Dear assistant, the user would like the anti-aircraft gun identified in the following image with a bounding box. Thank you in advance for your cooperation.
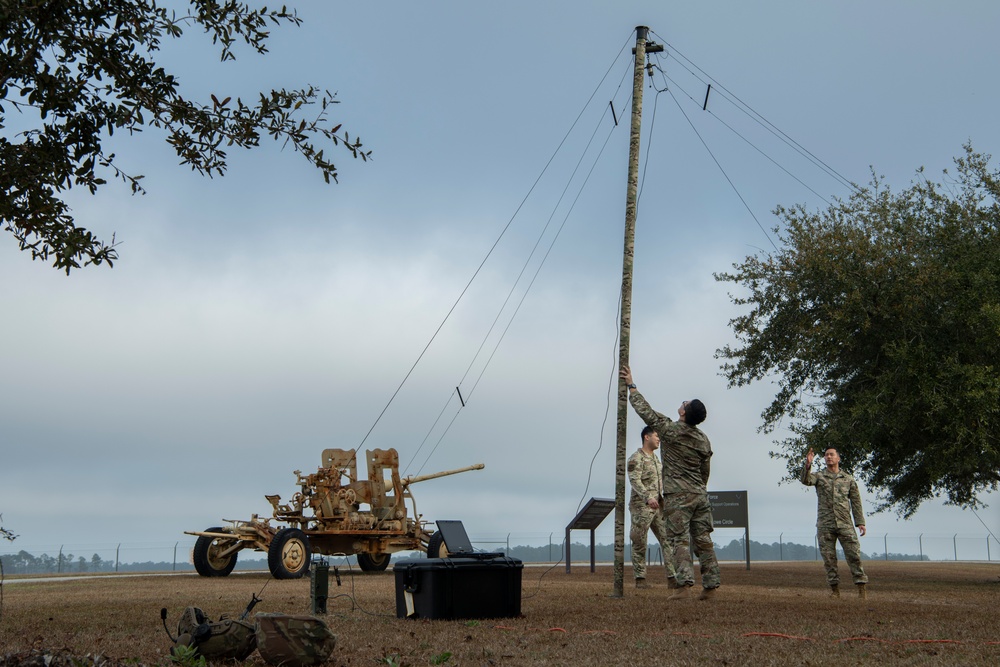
[186,448,483,578]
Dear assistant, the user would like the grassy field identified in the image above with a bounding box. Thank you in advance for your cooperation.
[1,561,998,666]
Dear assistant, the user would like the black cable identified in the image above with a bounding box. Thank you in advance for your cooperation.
[402,391,457,475]
[413,402,463,477]
[970,508,998,543]
[525,264,624,598]
[354,32,637,457]
[324,555,396,618]
[411,103,624,473]
[414,41,650,499]
[456,42,636,395]
[652,56,834,206]
[637,86,663,207]
[576,288,624,512]
[403,41,637,473]
[466,120,620,401]
[461,94,622,399]
[651,32,858,193]
[664,86,779,251]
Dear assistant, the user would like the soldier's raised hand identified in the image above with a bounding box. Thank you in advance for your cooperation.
[806,448,815,467]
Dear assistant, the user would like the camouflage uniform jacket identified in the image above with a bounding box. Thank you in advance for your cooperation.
[800,464,866,531]
[627,448,663,505]
[629,390,712,494]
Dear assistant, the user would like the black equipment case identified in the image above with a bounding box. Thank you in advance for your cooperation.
[393,554,523,619]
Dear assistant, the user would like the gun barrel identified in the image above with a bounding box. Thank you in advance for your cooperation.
[402,463,484,486]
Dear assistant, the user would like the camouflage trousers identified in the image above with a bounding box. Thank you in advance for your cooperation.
[629,499,675,580]
[663,492,720,590]
[818,527,868,586]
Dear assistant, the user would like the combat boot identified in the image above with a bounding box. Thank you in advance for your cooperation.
[666,575,680,590]
[698,587,717,601]
[829,584,840,598]
[635,578,650,589]
[857,583,867,599]
[668,585,690,600]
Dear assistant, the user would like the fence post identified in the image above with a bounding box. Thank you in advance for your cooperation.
[779,533,783,561]
[173,542,178,572]
[919,534,923,562]
[883,534,888,561]
[58,546,63,574]
[549,533,553,563]
[506,533,510,555]
[115,544,120,572]
[564,529,570,573]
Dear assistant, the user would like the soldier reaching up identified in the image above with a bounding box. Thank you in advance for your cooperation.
[801,447,869,598]
[621,365,720,600]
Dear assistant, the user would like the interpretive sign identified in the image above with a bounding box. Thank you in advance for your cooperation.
[708,490,750,569]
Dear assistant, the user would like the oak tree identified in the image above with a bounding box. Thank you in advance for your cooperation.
[717,145,1000,517]
[0,1,369,273]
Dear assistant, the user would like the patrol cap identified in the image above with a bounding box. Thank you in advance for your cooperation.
[255,613,337,667]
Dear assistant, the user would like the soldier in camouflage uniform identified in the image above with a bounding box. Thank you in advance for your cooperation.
[621,365,720,601]
[627,425,678,588]
[801,447,869,598]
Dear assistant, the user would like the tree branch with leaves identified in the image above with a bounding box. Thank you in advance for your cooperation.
[0,1,370,273]
[0,513,15,542]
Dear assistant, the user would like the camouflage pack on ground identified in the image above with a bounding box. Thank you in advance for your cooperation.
[254,613,337,667]
[173,607,257,661]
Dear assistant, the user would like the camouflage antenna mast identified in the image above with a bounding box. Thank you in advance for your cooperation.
[613,25,662,598]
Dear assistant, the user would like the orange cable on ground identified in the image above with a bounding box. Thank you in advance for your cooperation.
[487,624,993,645]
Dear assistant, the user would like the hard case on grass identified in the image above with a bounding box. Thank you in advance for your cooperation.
[393,555,524,619]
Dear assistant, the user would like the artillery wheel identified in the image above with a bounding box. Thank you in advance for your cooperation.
[357,552,391,572]
[193,527,238,577]
[426,531,450,559]
[268,528,310,579]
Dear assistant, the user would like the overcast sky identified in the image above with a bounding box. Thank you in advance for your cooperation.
[2,1,998,565]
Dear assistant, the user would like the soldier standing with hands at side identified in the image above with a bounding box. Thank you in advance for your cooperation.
[628,425,678,589]
[801,447,869,598]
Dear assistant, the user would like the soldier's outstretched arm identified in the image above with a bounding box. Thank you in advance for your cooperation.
[622,365,673,432]
[800,449,817,486]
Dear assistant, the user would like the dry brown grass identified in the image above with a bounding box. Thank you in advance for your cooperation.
[1,561,999,666]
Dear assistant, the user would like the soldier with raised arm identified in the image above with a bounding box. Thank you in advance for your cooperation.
[621,364,720,600]
[627,425,678,589]
[801,447,869,598]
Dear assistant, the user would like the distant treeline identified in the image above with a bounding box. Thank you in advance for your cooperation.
[1,538,928,575]
[0,550,266,575]
[558,539,928,564]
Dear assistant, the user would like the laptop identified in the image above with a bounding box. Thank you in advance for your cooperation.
[435,520,504,559]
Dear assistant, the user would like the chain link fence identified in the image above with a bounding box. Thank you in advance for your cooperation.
[1,531,996,574]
